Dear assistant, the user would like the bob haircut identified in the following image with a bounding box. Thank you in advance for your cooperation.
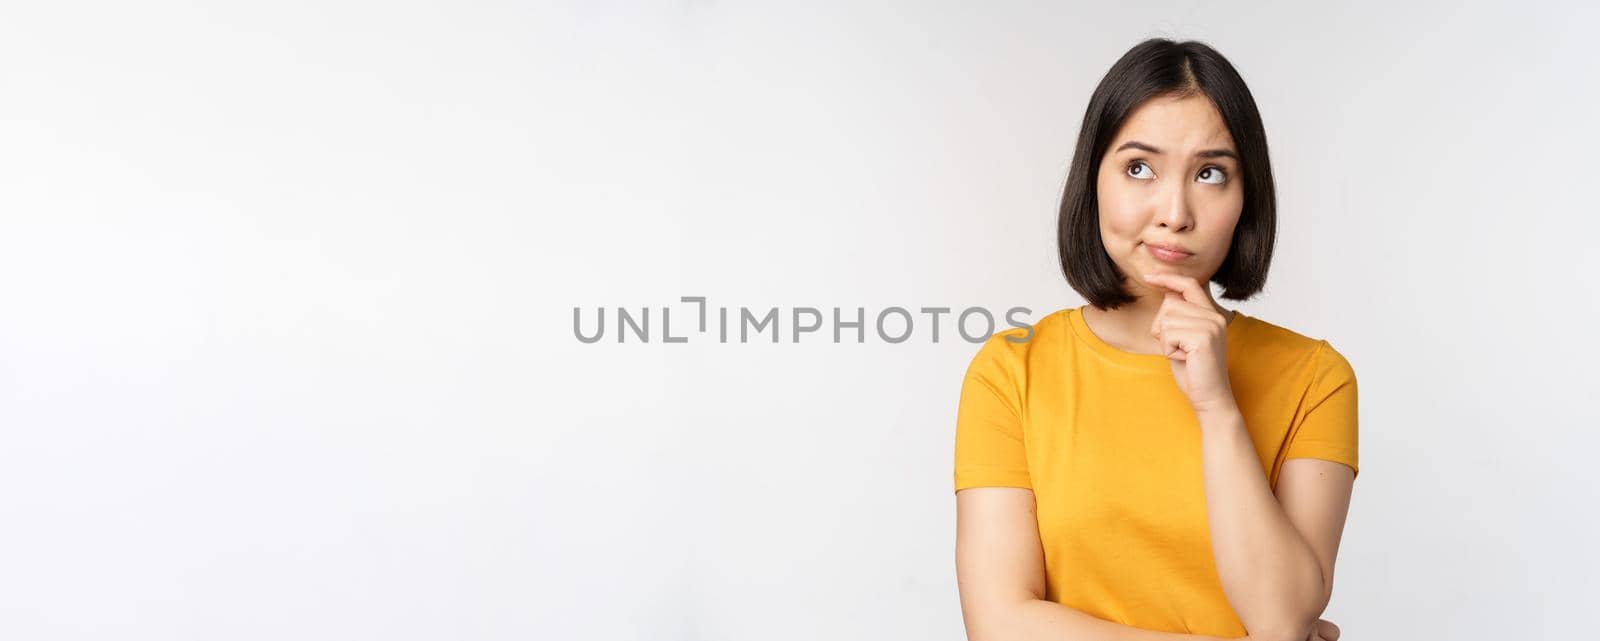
[1058,38,1276,309]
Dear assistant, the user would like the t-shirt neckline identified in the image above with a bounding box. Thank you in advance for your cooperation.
[1067,304,1248,370]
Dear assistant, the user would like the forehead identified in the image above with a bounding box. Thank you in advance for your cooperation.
[1110,93,1235,151]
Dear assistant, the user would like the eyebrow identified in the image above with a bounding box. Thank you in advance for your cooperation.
[1114,140,1238,160]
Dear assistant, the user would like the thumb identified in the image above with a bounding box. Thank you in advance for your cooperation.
[1317,619,1340,641]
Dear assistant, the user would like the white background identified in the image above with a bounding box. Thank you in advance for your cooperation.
[3,1,1597,639]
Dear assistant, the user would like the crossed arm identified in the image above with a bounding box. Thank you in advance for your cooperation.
[954,408,1355,641]
[956,487,1236,641]
[1197,404,1355,641]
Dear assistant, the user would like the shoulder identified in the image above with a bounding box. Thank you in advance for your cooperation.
[964,307,1072,360]
[1237,313,1356,382]
[960,307,1073,380]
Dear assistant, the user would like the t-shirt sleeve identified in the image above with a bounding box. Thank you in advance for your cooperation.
[953,332,1032,492]
[1284,340,1360,479]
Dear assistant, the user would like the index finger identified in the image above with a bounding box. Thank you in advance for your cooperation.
[1141,272,1210,308]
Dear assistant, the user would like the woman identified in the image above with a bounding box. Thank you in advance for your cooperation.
[953,39,1357,641]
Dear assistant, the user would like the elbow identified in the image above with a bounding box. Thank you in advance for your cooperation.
[960,595,1036,641]
[960,603,1008,641]
[1248,618,1318,641]
[1249,584,1331,641]
[1249,594,1329,641]
[1265,555,1334,641]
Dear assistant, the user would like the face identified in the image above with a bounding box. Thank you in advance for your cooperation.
[1094,92,1244,300]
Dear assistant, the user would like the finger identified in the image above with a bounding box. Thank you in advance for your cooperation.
[1150,288,1225,344]
[1155,323,1210,360]
[1158,305,1228,336]
[1152,286,1221,324]
[1150,290,1187,339]
[1318,619,1340,641]
[1141,272,1211,308]
[1155,322,1198,359]
[1152,317,1184,359]
[1164,340,1186,360]
[1159,304,1222,327]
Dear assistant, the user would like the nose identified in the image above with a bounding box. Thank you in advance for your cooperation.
[1156,180,1194,232]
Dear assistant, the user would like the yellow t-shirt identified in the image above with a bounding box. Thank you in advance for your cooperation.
[953,305,1358,637]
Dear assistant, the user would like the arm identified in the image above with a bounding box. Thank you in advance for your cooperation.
[1195,406,1355,641]
[955,487,1235,641]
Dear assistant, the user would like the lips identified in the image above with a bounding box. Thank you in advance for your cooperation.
[1144,241,1192,254]
[1143,241,1193,263]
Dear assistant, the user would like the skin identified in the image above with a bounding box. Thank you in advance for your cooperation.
[1080,91,1242,367]
[956,93,1353,641]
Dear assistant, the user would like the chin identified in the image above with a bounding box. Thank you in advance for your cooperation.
[1137,259,1183,276]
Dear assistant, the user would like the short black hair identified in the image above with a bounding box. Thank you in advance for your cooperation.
[1057,38,1276,309]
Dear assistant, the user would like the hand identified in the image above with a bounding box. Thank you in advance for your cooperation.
[1140,272,1235,415]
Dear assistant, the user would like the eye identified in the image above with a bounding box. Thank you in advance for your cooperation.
[1196,166,1228,185]
[1126,161,1155,181]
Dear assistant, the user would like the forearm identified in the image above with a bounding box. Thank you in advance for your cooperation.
[1196,404,1325,641]
[975,598,1232,641]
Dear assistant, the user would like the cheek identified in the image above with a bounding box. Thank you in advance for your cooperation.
[1200,190,1245,231]
[1094,176,1143,240]
[1194,192,1245,255]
